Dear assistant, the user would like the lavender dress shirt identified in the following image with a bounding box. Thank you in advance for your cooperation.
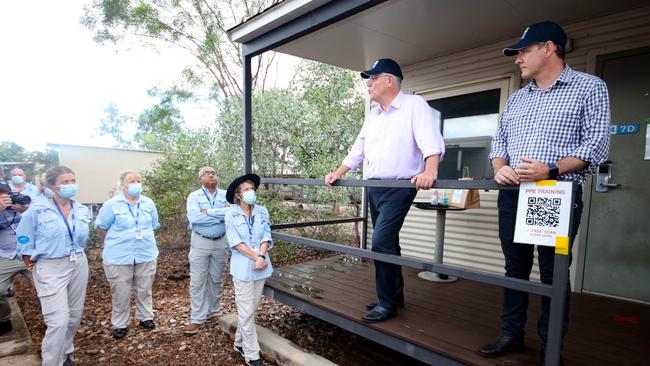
[342,91,445,179]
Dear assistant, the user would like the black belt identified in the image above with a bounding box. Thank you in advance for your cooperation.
[194,232,225,241]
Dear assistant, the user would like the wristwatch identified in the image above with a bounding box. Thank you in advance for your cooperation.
[258,254,266,260]
[548,162,560,180]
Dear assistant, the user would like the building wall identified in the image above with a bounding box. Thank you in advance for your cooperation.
[56,145,163,205]
[367,6,650,283]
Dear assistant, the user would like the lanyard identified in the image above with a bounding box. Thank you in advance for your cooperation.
[202,188,217,208]
[52,199,75,245]
[127,201,141,227]
[244,214,255,245]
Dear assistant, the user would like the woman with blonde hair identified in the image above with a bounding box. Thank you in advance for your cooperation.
[16,166,91,366]
[95,170,160,339]
[225,173,273,366]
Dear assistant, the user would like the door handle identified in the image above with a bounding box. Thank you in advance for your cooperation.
[595,161,622,192]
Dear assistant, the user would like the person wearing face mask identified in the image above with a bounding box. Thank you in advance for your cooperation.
[183,166,229,335]
[94,171,160,340]
[8,167,42,205]
[0,180,32,336]
[15,166,91,366]
[225,174,272,366]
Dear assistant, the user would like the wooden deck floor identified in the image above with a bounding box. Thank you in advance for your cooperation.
[266,255,650,366]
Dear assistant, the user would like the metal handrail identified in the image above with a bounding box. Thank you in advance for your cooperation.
[262,177,574,366]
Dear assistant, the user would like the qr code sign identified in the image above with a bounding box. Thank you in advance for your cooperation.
[525,197,561,227]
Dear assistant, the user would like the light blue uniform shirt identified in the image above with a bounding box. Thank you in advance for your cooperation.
[15,199,91,261]
[95,194,160,265]
[10,182,43,202]
[225,204,273,282]
[186,187,228,238]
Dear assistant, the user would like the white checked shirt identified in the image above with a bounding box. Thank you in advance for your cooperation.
[489,65,611,183]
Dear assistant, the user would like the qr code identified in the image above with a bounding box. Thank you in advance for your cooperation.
[526,197,561,227]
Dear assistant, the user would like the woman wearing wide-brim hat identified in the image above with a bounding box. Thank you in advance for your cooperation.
[224,173,272,366]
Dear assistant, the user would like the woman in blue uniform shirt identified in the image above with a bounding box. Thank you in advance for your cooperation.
[225,174,272,366]
[16,166,91,366]
[95,171,160,339]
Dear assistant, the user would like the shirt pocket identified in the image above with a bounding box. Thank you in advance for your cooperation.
[37,215,60,238]
[76,216,91,243]
[542,110,582,147]
[140,206,154,228]
[113,208,133,230]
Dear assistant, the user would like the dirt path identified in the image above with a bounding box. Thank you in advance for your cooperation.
[14,238,425,366]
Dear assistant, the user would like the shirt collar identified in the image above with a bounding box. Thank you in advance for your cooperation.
[374,91,405,114]
[527,64,574,92]
[118,193,141,204]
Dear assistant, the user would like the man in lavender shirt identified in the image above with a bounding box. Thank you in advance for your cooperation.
[325,58,445,322]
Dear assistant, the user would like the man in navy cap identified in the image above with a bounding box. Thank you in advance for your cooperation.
[325,58,445,322]
[479,21,610,359]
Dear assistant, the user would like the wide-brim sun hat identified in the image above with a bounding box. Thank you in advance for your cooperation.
[226,173,261,204]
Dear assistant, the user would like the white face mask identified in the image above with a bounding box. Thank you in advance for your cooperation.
[242,190,256,205]
[11,176,24,185]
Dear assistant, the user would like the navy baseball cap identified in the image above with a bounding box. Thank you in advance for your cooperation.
[503,21,567,56]
[361,58,403,80]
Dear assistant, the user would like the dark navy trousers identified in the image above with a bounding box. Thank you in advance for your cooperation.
[368,186,417,311]
[498,185,583,346]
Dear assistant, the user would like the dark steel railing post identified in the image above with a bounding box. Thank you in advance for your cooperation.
[544,181,576,366]
[243,55,253,174]
[361,187,369,250]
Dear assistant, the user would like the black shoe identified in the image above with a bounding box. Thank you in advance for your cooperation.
[362,305,397,322]
[63,353,76,366]
[246,359,267,366]
[112,328,127,339]
[365,301,405,311]
[140,320,155,330]
[234,344,244,357]
[6,288,14,297]
[0,320,12,336]
[478,335,525,357]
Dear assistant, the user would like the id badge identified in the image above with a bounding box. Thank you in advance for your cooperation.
[135,230,143,240]
[69,250,77,262]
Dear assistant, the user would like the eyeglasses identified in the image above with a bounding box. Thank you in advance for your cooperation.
[202,171,216,177]
[366,74,390,86]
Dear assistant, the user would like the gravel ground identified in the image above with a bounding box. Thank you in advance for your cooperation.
[14,235,426,366]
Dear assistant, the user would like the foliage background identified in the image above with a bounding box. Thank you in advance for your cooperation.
[81,0,367,251]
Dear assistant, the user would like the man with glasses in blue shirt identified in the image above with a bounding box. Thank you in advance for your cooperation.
[183,166,229,335]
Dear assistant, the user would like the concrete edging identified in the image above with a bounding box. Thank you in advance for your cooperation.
[218,313,338,366]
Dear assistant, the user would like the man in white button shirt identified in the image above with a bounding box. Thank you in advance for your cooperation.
[326,58,445,322]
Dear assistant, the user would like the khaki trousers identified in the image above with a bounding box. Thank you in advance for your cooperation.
[233,277,265,362]
[0,256,31,322]
[189,233,228,324]
[33,253,88,366]
[104,260,156,329]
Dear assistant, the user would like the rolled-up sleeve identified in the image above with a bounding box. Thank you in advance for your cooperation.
[149,201,161,230]
[261,207,273,249]
[225,211,244,249]
[570,80,611,172]
[94,202,114,230]
[413,101,445,161]
[186,193,219,226]
[15,208,36,257]
[489,102,512,162]
[341,122,367,171]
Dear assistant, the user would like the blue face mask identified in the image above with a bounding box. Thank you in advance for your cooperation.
[127,183,143,197]
[242,190,256,205]
[43,187,55,199]
[11,176,24,185]
[58,184,78,199]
